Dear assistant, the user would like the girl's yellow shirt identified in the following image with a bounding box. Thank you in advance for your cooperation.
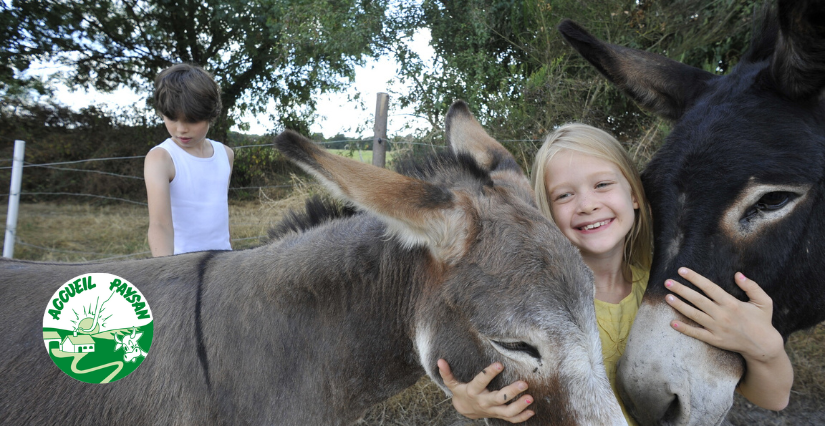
[594,265,649,426]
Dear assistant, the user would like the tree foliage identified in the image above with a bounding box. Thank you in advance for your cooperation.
[3,0,390,139]
[390,0,759,166]
[3,0,761,166]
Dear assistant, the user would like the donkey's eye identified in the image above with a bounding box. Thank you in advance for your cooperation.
[741,191,797,224]
[756,191,794,210]
[491,340,541,360]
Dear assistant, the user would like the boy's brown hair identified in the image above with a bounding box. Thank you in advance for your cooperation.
[154,63,221,123]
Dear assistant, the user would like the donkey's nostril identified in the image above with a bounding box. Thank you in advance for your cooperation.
[661,394,684,425]
[618,381,685,426]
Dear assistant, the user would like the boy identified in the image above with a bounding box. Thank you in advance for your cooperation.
[144,63,234,256]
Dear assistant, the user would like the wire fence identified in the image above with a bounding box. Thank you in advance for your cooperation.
[0,138,542,199]
[0,137,543,260]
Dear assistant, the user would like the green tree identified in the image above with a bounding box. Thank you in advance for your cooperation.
[389,0,758,166]
[3,0,390,140]
[0,2,52,98]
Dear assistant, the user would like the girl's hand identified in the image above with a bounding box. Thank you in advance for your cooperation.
[663,268,785,362]
[664,268,793,411]
[437,359,534,423]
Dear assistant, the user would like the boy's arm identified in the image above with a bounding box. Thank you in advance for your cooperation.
[144,148,175,257]
[665,268,793,411]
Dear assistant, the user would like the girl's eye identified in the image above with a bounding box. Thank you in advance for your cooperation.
[554,192,571,201]
[596,182,614,189]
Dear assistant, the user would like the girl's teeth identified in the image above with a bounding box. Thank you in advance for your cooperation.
[583,220,608,230]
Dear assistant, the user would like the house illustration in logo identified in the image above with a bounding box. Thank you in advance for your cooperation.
[43,331,61,350]
[60,334,96,353]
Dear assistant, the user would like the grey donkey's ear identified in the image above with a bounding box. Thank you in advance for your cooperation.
[445,101,515,172]
[444,101,533,203]
[558,20,717,121]
[274,130,472,262]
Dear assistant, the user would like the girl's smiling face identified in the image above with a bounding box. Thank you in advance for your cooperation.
[544,149,638,261]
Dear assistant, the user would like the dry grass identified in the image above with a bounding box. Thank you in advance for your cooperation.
[725,324,825,425]
[786,323,825,399]
[0,176,319,262]
[2,187,824,424]
[4,202,151,262]
[358,377,481,426]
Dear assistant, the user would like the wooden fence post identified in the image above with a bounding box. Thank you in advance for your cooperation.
[372,92,389,168]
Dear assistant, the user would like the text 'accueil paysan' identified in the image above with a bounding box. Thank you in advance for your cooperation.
[42,273,154,383]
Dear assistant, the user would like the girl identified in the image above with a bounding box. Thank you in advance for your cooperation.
[437,124,793,424]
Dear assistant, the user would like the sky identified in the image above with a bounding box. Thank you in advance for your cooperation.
[32,31,435,139]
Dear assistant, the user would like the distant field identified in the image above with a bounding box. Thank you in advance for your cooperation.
[326,148,397,165]
[2,195,823,425]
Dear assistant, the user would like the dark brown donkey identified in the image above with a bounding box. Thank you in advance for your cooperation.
[0,101,625,425]
[559,0,825,424]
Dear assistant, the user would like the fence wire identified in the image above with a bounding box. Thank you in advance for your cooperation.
[1,137,542,259]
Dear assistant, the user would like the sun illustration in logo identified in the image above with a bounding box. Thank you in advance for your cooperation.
[69,302,110,336]
[42,273,153,384]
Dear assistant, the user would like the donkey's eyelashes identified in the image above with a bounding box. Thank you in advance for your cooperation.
[491,340,542,361]
[756,191,795,210]
[740,191,797,224]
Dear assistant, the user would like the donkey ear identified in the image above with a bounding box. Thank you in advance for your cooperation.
[558,20,717,121]
[274,130,469,261]
[771,0,825,99]
[444,101,534,203]
[445,101,514,172]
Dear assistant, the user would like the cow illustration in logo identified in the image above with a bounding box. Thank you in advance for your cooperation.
[114,329,148,363]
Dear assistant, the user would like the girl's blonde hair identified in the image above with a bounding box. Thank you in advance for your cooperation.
[531,123,653,273]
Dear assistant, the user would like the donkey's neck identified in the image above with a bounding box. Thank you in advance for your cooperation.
[269,215,433,321]
[205,215,437,424]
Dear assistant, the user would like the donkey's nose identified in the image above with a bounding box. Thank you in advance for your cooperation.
[618,375,691,426]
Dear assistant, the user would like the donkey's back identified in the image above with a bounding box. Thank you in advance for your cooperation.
[1,101,626,426]
[0,255,216,424]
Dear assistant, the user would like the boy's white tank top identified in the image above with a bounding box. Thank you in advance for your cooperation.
[152,138,232,255]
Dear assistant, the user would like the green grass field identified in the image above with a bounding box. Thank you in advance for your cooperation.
[327,148,397,165]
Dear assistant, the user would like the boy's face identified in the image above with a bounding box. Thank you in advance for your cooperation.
[163,116,210,151]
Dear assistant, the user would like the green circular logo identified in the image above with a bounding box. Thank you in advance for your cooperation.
[42,273,153,383]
